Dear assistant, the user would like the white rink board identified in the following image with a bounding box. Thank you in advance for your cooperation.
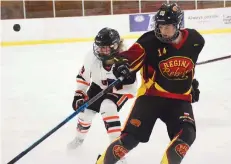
[184,8,231,30]
[1,8,231,42]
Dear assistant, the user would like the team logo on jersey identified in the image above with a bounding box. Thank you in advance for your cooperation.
[158,56,194,80]
[175,143,189,158]
[130,119,141,127]
[102,78,115,86]
[113,145,128,159]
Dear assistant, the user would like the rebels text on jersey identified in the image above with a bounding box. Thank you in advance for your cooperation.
[120,28,205,102]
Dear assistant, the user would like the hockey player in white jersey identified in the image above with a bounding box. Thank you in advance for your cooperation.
[67,27,137,163]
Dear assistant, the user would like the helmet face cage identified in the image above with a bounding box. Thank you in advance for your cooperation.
[93,28,120,62]
[154,3,183,43]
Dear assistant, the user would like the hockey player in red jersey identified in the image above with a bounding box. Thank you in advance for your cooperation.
[68,27,137,164]
[96,3,203,164]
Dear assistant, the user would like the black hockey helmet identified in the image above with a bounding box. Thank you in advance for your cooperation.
[93,27,121,61]
[154,3,183,43]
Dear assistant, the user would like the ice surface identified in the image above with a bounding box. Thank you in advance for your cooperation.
[1,33,231,164]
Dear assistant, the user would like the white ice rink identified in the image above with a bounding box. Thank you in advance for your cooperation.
[1,33,231,164]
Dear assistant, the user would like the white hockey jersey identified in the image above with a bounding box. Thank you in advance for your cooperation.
[76,50,137,98]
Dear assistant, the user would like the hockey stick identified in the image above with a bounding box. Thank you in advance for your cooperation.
[7,77,124,164]
[196,55,231,65]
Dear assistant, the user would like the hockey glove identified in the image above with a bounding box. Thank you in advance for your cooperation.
[113,57,132,79]
[72,90,88,111]
[191,79,200,103]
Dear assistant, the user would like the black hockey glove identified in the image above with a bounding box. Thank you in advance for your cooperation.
[72,90,88,111]
[113,57,132,79]
[191,79,200,103]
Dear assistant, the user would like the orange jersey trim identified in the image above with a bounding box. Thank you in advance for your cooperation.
[76,80,90,86]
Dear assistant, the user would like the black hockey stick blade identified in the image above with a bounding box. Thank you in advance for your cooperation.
[196,55,231,65]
